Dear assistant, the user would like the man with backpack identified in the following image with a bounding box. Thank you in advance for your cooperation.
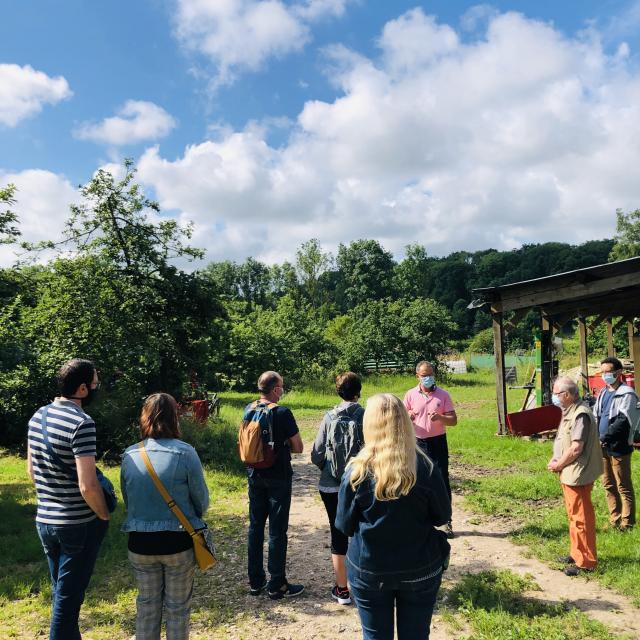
[594,357,640,532]
[311,372,365,605]
[240,370,304,599]
[26,358,109,640]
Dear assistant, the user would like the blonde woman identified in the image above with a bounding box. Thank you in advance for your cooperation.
[335,393,451,640]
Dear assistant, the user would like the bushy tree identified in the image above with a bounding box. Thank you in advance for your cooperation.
[223,295,332,389]
[336,239,395,309]
[338,298,456,372]
[609,208,640,261]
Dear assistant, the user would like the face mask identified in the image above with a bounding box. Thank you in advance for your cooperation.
[420,376,435,389]
[602,372,617,385]
[551,394,562,407]
[72,385,98,406]
[83,386,99,406]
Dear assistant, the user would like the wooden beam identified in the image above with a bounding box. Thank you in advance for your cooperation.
[578,316,589,397]
[499,272,640,312]
[606,318,614,357]
[629,322,636,363]
[492,309,508,436]
[613,316,631,332]
[540,289,640,319]
[588,312,609,334]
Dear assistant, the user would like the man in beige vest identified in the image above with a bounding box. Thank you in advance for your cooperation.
[547,376,603,576]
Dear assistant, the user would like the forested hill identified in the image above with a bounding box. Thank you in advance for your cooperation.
[201,238,615,338]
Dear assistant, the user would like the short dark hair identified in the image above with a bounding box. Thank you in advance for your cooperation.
[257,371,282,394]
[601,356,623,371]
[336,371,361,401]
[57,359,96,397]
[139,393,181,439]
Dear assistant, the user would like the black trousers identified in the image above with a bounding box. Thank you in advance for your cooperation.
[417,434,451,507]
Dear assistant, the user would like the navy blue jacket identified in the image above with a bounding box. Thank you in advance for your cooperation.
[336,454,451,582]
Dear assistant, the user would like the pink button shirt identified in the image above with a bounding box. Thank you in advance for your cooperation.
[403,385,455,439]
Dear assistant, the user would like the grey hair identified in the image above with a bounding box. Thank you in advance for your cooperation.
[257,370,282,394]
[415,360,434,373]
[554,376,579,398]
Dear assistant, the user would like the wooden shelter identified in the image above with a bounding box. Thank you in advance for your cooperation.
[469,257,640,435]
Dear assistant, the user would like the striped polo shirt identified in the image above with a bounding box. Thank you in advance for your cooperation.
[28,399,97,525]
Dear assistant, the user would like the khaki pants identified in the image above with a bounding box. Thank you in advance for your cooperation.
[602,450,636,528]
[561,483,597,570]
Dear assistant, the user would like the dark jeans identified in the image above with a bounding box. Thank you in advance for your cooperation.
[247,475,292,591]
[417,434,451,505]
[36,517,109,640]
[350,571,442,640]
[319,490,348,555]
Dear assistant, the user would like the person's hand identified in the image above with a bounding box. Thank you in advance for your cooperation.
[547,459,560,472]
[408,410,417,420]
[430,412,445,421]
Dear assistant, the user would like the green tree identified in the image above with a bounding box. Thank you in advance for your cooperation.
[295,238,332,307]
[338,297,456,372]
[393,243,434,298]
[0,184,20,244]
[336,239,395,309]
[609,208,640,261]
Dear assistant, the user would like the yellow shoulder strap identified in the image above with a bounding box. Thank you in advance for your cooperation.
[138,441,197,537]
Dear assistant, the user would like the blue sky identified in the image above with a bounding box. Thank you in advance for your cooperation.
[2,1,640,266]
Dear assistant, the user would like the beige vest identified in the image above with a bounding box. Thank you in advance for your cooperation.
[558,401,603,486]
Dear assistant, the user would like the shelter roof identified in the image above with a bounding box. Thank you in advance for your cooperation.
[470,257,640,317]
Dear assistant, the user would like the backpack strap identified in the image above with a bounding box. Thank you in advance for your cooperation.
[137,441,198,538]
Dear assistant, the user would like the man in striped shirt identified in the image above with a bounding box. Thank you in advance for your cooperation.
[27,358,109,640]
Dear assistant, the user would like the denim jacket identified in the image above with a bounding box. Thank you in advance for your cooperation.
[336,454,451,584]
[120,438,209,532]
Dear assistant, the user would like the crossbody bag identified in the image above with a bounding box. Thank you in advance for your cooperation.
[138,441,216,571]
[39,404,117,513]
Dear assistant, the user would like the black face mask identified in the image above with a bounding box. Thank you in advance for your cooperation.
[71,386,99,406]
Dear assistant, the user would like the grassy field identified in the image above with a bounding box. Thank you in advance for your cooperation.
[1,370,639,638]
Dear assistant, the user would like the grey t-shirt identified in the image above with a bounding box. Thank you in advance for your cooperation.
[553,413,589,460]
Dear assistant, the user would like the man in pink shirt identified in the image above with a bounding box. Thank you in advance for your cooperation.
[403,360,457,538]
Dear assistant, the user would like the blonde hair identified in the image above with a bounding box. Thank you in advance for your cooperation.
[349,393,428,501]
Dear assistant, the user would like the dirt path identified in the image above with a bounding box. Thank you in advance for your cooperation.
[215,451,640,639]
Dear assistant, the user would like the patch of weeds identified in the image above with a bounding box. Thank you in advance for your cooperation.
[442,570,618,640]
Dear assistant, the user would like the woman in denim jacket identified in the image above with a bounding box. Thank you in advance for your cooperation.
[336,393,451,640]
[121,393,209,640]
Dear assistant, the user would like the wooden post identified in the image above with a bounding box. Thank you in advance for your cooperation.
[606,318,614,357]
[540,314,552,406]
[578,316,589,397]
[629,321,640,396]
[492,307,508,435]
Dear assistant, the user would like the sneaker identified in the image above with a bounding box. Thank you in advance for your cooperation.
[445,521,455,539]
[557,555,575,565]
[268,582,305,600]
[249,580,267,596]
[563,565,593,577]
[331,585,351,605]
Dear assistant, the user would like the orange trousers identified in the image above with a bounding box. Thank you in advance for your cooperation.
[561,483,597,569]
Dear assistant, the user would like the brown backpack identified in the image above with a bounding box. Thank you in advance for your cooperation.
[238,401,277,468]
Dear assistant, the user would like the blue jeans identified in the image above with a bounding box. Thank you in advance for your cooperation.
[350,570,443,640]
[36,517,109,640]
[247,475,292,591]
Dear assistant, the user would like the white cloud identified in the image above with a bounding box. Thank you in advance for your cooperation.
[74,100,176,146]
[0,63,72,127]
[173,0,353,87]
[0,169,78,267]
[134,8,640,263]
